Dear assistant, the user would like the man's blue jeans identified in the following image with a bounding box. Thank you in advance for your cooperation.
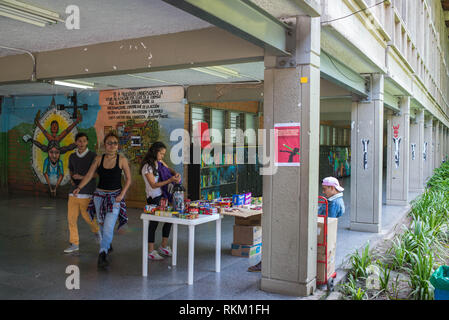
[93,191,120,254]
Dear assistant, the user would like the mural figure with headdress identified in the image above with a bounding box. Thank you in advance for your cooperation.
[22,101,82,196]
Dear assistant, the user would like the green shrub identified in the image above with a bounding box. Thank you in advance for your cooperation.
[406,252,435,300]
[348,242,371,279]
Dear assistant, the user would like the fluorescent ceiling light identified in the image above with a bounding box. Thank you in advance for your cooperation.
[0,0,63,27]
[127,74,181,85]
[191,67,230,79]
[191,66,242,79]
[207,66,241,77]
[54,80,94,90]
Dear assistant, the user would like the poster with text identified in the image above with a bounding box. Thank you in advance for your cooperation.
[97,86,185,204]
[275,123,301,166]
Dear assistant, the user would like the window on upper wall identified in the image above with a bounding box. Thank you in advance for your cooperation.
[229,111,244,144]
[245,113,257,145]
[332,127,337,146]
[191,104,259,146]
[210,109,225,144]
[191,106,209,144]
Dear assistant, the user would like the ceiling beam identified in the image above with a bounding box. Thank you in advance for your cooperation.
[0,27,264,85]
[289,0,321,17]
[162,0,290,56]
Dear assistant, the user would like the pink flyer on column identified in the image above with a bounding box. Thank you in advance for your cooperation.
[274,123,301,166]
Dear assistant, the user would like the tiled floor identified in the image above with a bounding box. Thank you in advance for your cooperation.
[0,182,420,299]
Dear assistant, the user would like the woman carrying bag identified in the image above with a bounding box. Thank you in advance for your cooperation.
[141,141,181,260]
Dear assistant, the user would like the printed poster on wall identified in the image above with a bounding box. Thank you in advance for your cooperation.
[97,86,185,203]
[274,122,301,166]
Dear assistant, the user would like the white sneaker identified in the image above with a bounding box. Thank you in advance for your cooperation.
[158,246,172,257]
[64,244,79,253]
[148,250,164,260]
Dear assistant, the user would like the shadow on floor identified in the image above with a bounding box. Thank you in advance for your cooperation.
[0,187,420,299]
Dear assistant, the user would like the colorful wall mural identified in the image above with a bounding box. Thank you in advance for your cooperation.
[0,86,185,207]
[319,146,351,182]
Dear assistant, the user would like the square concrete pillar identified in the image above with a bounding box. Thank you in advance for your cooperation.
[433,121,440,171]
[439,124,444,164]
[424,117,433,182]
[435,121,443,168]
[350,74,384,233]
[261,15,320,297]
[409,110,425,193]
[386,97,410,205]
[443,127,446,162]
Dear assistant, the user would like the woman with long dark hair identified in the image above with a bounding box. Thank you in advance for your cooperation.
[141,141,180,260]
[74,132,132,268]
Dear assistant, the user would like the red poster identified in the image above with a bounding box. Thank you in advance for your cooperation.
[275,123,301,166]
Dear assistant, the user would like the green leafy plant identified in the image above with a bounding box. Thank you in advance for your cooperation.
[387,235,410,270]
[338,274,367,300]
[388,274,402,300]
[353,287,368,300]
[348,242,371,279]
[377,262,391,293]
[406,252,435,300]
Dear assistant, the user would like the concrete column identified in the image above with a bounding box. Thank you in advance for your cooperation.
[439,124,444,164]
[261,15,320,297]
[443,127,447,161]
[437,121,440,167]
[443,126,446,162]
[433,121,440,170]
[409,110,425,193]
[385,97,410,205]
[431,120,436,176]
[424,117,433,182]
[350,74,384,233]
[443,127,446,162]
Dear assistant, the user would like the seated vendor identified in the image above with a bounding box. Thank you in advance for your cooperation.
[318,176,345,218]
[248,177,346,273]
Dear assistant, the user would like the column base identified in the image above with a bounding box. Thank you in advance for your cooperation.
[386,199,409,206]
[350,222,381,233]
[260,277,316,297]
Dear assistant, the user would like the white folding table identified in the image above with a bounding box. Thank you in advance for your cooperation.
[140,213,222,285]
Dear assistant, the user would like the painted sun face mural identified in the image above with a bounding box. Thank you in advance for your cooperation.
[22,106,81,196]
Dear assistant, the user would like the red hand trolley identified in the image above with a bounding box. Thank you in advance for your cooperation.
[317,196,337,291]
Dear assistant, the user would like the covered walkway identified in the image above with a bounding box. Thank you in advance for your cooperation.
[0,187,420,300]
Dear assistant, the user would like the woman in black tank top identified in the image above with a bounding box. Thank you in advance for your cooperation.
[74,132,132,269]
[97,154,122,190]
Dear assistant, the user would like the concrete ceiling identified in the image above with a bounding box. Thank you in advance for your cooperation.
[0,0,211,57]
[0,61,265,96]
[0,0,268,96]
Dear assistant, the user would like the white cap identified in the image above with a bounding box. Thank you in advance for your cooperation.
[322,177,344,192]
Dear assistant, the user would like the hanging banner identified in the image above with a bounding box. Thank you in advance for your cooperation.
[274,123,301,166]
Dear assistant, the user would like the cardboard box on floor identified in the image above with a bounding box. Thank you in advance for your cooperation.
[231,242,262,258]
[316,216,338,283]
[233,225,262,245]
[235,214,261,226]
[317,254,335,283]
[317,216,338,257]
